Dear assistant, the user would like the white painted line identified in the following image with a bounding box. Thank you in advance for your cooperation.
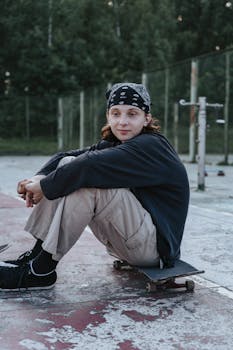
[190,204,233,217]
[193,275,233,300]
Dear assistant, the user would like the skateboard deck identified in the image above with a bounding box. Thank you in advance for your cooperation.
[113,259,204,292]
[0,244,10,254]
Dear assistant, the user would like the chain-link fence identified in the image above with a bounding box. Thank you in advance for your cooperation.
[0,49,232,159]
[56,85,108,150]
[146,50,233,160]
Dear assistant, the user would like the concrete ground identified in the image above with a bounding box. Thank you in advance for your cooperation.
[0,155,233,350]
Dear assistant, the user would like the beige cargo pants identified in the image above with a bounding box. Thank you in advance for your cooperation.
[24,157,159,267]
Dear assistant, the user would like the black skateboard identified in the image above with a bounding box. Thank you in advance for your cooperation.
[113,259,204,292]
[0,244,10,254]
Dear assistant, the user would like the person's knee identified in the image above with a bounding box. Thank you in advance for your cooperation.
[58,156,76,168]
[97,188,129,202]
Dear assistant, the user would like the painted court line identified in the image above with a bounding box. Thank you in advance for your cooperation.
[193,275,233,300]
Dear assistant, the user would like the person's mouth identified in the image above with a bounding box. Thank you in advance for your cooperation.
[117,129,130,135]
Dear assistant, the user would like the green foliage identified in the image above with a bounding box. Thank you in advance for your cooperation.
[0,0,178,95]
[174,0,233,59]
[0,0,233,155]
[1,0,233,95]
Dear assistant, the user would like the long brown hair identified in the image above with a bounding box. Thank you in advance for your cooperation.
[101,115,161,142]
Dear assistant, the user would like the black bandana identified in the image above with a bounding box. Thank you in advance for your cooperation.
[106,83,151,113]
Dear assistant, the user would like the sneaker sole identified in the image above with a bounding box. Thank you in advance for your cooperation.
[0,262,18,268]
[0,283,56,292]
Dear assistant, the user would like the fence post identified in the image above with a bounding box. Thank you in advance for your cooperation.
[68,97,74,148]
[57,97,64,151]
[197,97,206,191]
[79,91,84,149]
[141,72,148,87]
[164,68,169,137]
[189,59,198,162]
[93,88,98,141]
[224,51,230,164]
[107,82,112,90]
[25,95,30,141]
[173,102,179,152]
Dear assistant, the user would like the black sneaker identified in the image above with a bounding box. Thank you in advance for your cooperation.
[4,250,38,267]
[0,261,57,291]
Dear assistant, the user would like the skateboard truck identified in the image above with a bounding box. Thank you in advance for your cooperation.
[145,277,195,292]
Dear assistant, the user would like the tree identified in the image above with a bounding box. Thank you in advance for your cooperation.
[174,0,233,60]
[1,0,233,96]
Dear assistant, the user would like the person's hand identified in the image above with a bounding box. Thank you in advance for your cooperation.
[17,179,32,200]
[25,181,44,207]
[17,175,45,207]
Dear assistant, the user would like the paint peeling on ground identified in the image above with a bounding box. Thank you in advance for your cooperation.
[116,340,140,350]
[1,288,233,349]
[31,296,232,350]
[19,339,48,350]
[122,307,173,322]
[35,319,55,325]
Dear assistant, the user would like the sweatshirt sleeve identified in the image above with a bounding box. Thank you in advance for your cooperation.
[40,134,180,200]
[36,140,113,176]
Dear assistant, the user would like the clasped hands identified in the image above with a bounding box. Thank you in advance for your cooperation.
[17,175,46,207]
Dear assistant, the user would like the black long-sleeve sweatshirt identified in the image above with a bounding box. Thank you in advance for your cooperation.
[37,133,190,267]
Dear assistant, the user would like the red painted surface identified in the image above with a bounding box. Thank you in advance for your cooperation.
[0,192,24,208]
[1,302,108,350]
[117,340,141,350]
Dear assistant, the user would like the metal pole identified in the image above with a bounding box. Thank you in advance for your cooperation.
[57,97,64,151]
[180,98,223,191]
[48,0,53,48]
[142,72,148,87]
[189,59,198,162]
[224,51,230,164]
[93,88,98,141]
[69,97,73,148]
[197,97,206,191]
[113,0,121,38]
[164,68,169,137]
[25,95,30,141]
[173,102,179,152]
[79,91,84,148]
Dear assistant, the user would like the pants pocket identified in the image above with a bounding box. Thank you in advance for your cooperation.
[107,206,154,251]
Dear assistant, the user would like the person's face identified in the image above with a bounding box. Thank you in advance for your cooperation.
[107,105,151,142]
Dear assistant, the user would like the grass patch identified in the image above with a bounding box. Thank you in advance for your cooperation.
[0,138,58,155]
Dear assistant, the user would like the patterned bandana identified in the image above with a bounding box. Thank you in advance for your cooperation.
[106,83,151,113]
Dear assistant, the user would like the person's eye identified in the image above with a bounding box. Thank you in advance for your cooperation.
[110,111,119,116]
[129,112,136,117]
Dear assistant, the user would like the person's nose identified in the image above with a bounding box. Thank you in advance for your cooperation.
[119,114,128,125]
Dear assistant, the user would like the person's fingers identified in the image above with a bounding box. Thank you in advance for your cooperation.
[19,193,26,200]
[25,182,35,192]
[17,179,31,194]
[25,191,34,207]
[25,182,42,196]
[34,193,43,204]
[24,182,43,206]
[17,180,26,194]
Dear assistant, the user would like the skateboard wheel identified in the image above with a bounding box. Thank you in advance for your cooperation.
[217,170,225,176]
[185,279,195,291]
[113,260,133,271]
[146,282,157,292]
[113,260,122,270]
